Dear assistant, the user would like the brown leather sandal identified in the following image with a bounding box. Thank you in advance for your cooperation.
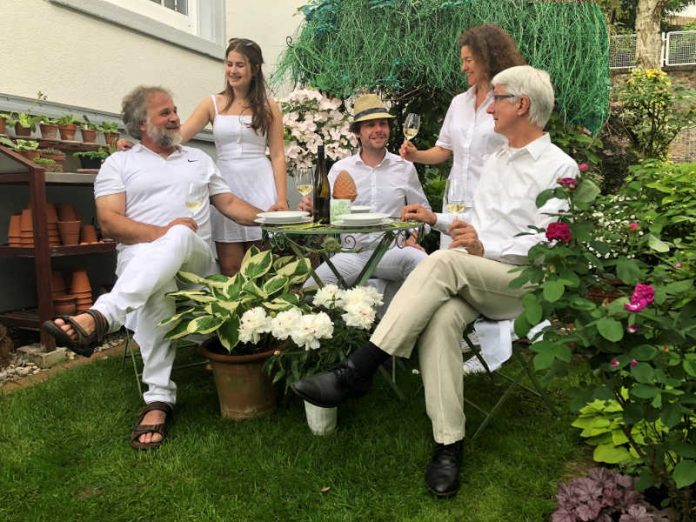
[42,309,109,357]
[130,401,173,451]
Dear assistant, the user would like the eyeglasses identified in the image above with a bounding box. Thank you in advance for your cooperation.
[492,94,517,103]
[228,38,256,48]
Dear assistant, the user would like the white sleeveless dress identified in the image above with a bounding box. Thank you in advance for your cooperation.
[209,95,277,242]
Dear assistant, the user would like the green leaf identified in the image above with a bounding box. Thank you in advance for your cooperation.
[594,444,631,464]
[263,275,290,297]
[630,363,654,384]
[543,280,565,303]
[616,258,641,284]
[664,279,695,295]
[186,315,224,334]
[162,319,190,340]
[176,270,206,285]
[596,317,624,342]
[572,179,600,204]
[158,306,195,326]
[660,405,683,428]
[522,294,543,325]
[647,234,670,253]
[533,350,555,371]
[672,461,696,488]
[240,249,273,280]
[217,316,240,352]
[683,358,696,378]
[630,345,658,361]
[631,384,659,400]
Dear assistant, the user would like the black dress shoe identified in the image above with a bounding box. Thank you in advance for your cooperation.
[425,441,463,498]
[291,360,371,408]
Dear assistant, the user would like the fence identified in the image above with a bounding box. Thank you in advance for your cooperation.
[609,30,696,69]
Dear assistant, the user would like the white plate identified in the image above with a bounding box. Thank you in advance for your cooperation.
[256,210,309,224]
[350,205,371,213]
[334,218,392,228]
[255,216,312,225]
[339,212,389,226]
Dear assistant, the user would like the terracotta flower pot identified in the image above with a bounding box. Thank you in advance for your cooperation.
[81,128,98,143]
[19,150,40,161]
[58,220,81,245]
[45,203,58,224]
[19,208,33,233]
[71,270,92,294]
[58,124,77,141]
[200,339,276,420]
[52,271,66,295]
[14,123,32,137]
[0,117,6,135]
[40,123,59,140]
[56,203,77,222]
[80,225,98,243]
[53,295,76,316]
[104,131,119,148]
[40,150,66,163]
[7,214,21,246]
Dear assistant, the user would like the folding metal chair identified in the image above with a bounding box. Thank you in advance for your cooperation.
[461,323,558,440]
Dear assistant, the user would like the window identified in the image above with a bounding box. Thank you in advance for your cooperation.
[49,0,225,58]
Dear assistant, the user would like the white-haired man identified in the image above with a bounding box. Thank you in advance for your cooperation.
[43,86,261,451]
[292,66,579,498]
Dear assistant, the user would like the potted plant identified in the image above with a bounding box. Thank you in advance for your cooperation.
[33,157,61,172]
[73,148,109,170]
[39,147,66,164]
[160,248,313,419]
[57,114,80,141]
[98,120,120,148]
[12,112,40,138]
[38,115,60,140]
[0,137,41,160]
[80,116,99,144]
[0,112,10,135]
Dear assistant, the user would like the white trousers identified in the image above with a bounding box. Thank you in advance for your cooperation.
[306,246,428,310]
[93,225,216,405]
[370,249,525,444]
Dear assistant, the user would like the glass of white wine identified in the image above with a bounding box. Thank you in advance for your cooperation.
[295,167,314,199]
[185,183,203,217]
[444,178,467,220]
[403,113,421,141]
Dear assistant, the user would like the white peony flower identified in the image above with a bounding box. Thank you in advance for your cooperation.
[239,307,272,344]
[342,302,376,330]
[342,286,383,309]
[291,312,334,350]
[313,284,344,309]
[270,307,303,340]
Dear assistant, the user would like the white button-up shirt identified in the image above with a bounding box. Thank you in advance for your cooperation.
[436,86,506,206]
[328,150,431,247]
[438,133,579,265]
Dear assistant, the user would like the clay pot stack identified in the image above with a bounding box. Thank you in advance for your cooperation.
[57,203,80,246]
[80,224,98,244]
[71,270,93,311]
[19,208,34,247]
[46,203,60,247]
[7,214,21,247]
[51,271,76,315]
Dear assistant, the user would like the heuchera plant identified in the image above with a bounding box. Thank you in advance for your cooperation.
[511,161,696,520]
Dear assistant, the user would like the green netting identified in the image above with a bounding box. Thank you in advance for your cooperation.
[271,0,610,133]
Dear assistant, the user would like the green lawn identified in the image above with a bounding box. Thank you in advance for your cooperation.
[0,351,586,521]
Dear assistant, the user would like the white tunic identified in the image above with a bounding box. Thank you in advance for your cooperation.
[208,95,277,243]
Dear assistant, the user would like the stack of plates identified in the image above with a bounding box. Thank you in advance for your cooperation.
[255,211,311,225]
[350,205,371,214]
[335,212,390,227]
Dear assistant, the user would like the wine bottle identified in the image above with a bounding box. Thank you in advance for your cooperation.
[313,144,331,224]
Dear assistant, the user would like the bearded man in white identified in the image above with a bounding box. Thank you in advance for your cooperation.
[43,86,260,450]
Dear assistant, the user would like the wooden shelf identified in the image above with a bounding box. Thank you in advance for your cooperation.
[0,308,41,330]
[0,242,116,257]
[0,171,98,185]
[13,137,105,152]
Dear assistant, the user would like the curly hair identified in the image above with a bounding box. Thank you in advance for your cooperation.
[121,86,172,139]
[221,38,273,136]
[459,24,526,83]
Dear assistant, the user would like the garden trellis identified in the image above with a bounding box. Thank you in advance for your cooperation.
[272,0,610,133]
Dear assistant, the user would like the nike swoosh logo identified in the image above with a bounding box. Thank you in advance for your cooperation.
[187,159,199,162]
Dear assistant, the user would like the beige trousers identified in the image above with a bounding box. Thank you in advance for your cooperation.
[370,249,525,444]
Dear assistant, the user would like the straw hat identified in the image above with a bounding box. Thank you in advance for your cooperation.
[352,94,394,124]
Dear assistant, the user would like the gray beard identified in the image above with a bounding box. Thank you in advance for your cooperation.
[146,120,182,148]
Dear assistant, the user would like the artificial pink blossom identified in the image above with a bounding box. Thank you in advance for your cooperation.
[627,324,639,333]
[557,177,577,189]
[624,283,655,312]
[629,222,639,231]
[610,358,620,368]
[630,359,638,367]
[578,162,589,172]
[546,222,572,244]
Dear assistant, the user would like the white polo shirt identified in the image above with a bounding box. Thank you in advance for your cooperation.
[94,143,231,253]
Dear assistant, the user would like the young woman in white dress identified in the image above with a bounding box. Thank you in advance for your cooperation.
[183,38,287,275]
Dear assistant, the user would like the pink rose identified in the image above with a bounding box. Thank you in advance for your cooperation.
[578,163,589,172]
[546,222,573,244]
[630,359,638,367]
[558,177,577,189]
[610,358,620,368]
[624,283,655,312]
[627,324,639,333]
[629,223,639,231]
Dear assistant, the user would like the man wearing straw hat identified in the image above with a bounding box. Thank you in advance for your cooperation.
[301,93,431,309]
[42,85,260,451]
[293,66,579,498]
